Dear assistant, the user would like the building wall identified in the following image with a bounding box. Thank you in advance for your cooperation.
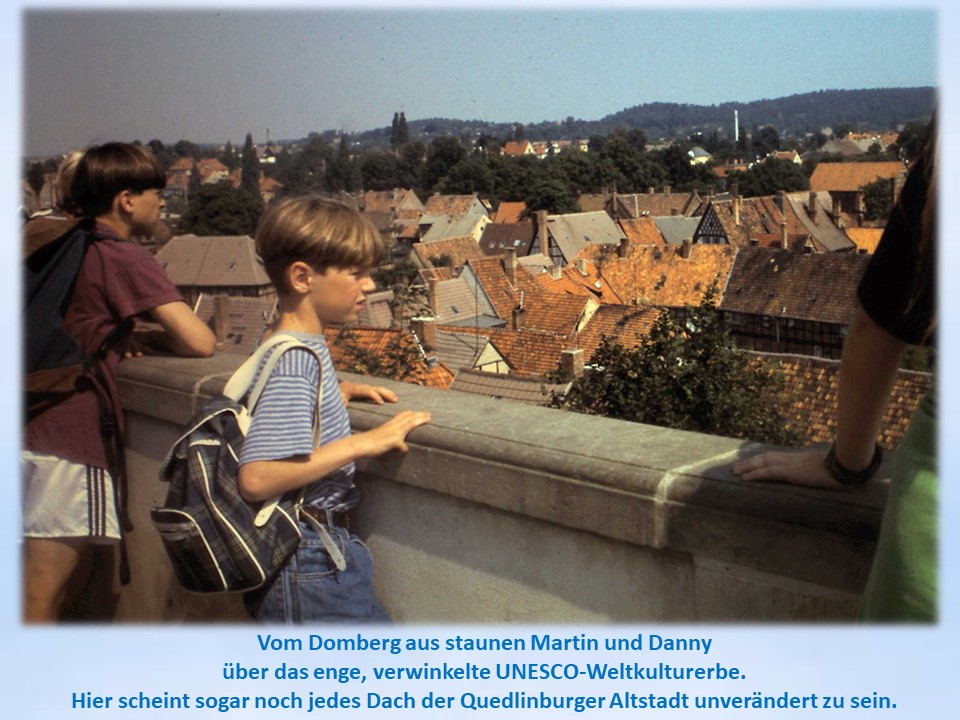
[114,355,888,623]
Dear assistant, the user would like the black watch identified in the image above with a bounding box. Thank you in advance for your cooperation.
[822,442,883,487]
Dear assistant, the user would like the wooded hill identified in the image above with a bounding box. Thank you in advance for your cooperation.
[334,87,936,148]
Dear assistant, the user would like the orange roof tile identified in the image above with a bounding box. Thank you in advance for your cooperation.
[323,326,454,389]
[619,217,667,245]
[845,227,884,254]
[759,353,932,450]
[809,161,907,193]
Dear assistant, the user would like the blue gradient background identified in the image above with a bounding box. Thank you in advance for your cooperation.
[3,2,957,718]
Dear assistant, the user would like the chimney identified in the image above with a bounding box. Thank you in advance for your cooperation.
[559,348,585,380]
[503,248,518,287]
[832,195,842,218]
[776,190,786,213]
[670,208,679,216]
[213,295,230,348]
[410,317,436,351]
[548,263,562,280]
[536,210,550,258]
[647,186,655,194]
[734,194,741,226]
[576,258,588,275]
[427,277,439,314]
[680,238,693,259]
[663,184,671,194]
[618,236,631,258]
[511,305,526,330]
[808,191,818,223]
[780,222,788,249]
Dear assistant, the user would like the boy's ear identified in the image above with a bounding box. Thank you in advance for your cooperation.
[286,261,314,294]
[115,189,135,214]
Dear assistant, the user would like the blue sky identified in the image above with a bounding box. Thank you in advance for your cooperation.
[21,5,937,158]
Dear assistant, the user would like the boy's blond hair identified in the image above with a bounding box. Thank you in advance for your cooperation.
[256,194,385,293]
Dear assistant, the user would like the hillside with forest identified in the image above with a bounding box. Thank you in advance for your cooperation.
[337,87,936,148]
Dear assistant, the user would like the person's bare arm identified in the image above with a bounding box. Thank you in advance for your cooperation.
[142,300,217,357]
[732,305,906,488]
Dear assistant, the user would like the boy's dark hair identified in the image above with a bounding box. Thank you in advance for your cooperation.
[71,142,166,218]
[255,194,385,294]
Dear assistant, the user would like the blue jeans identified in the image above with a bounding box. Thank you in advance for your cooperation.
[245,524,391,624]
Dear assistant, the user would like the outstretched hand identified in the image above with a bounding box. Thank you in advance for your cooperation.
[731,444,850,490]
[363,410,432,456]
[339,380,399,407]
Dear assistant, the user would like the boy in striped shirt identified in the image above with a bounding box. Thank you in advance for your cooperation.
[238,194,430,623]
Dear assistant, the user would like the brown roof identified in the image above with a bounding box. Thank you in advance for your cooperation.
[156,235,272,289]
[362,189,423,215]
[491,201,527,224]
[721,246,869,324]
[195,294,277,355]
[478,221,536,256]
[619,217,667,246]
[611,191,705,218]
[449,368,570,405]
[845,227,884,254]
[575,242,737,308]
[422,194,484,216]
[809,161,907,193]
[762,353,932,450]
[410,235,486,270]
[575,304,663,356]
[323,326,454,389]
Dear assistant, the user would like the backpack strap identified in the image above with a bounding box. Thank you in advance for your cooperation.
[223,333,325,528]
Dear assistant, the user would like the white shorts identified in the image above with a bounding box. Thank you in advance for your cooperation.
[22,450,120,543]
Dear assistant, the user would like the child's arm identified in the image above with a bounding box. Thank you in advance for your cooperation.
[238,410,431,502]
[143,300,217,357]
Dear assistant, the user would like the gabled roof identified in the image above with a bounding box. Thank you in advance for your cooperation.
[576,193,608,213]
[762,352,932,450]
[156,235,272,288]
[431,328,499,371]
[422,194,488,217]
[720,246,869,324]
[449,368,571,406]
[574,242,737,308]
[653,216,701,245]
[431,274,498,325]
[491,201,527,224]
[478,220,536,256]
[500,140,535,156]
[420,211,489,243]
[697,194,829,250]
[410,235,486,270]
[576,304,663,356]
[845,227,883,254]
[362,188,423,215]
[618,217,667,246]
[547,210,625,262]
[809,161,907,193]
[194,294,277,355]
[323,326,454,389]
[357,289,395,329]
[610,191,706,219]
[782,191,855,253]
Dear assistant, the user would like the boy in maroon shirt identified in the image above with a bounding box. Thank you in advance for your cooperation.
[23,143,216,622]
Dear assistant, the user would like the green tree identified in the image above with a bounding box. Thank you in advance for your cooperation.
[861,177,895,222]
[361,151,401,191]
[240,133,262,201]
[423,136,468,192]
[178,182,263,236]
[728,157,809,197]
[550,286,801,446]
[439,158,495,196]
[276,135,333,193]
[893,119,931,162]
[326,134,360,192]
[173,140,200,159]
[523,177,578,215]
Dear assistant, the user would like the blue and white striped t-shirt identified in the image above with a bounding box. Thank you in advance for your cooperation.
[238,332,359,512]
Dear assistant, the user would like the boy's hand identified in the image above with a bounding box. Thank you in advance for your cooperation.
[339,380,399,406]
[361,411,431,456]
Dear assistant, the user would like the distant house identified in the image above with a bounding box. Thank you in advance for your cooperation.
[719,246,871,358]
[490,201,527,224]
[688,146,712,165]
[809,161,907,216]
[530,210,626,267]
[500,140,535,157]
[410,235,487,273]
[449,368,572,406]
[693,191,856,252]
[419,210,490,244]
[422,193,489,218]
[323,325,455,389]
[155,234,274,306]
[478,220,536,257]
